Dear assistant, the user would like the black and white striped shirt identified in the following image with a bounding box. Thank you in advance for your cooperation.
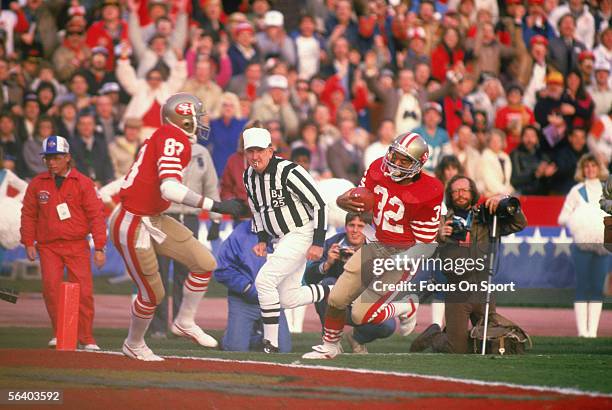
[244,157,327,246]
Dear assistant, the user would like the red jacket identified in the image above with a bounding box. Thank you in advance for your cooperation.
[20,168,107,249]
[85,21,128,71]
[431,45,465,83]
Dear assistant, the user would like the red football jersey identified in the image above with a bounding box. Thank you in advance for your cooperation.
[360,158,444,246]
[119,124,192,215]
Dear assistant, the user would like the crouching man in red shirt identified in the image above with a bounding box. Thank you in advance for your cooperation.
[20,136,107,350]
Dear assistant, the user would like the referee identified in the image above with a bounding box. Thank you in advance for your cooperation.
[243,127,330,353]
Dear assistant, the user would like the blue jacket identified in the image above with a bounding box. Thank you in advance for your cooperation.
[304,232,347,285]
[213,221,265,304]
[203,117,248,177]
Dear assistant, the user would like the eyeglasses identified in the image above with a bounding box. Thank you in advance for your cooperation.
[451,188,470,195]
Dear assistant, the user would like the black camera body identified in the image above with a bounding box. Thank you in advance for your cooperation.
[339,246,355,261]
[476,196,521,225]
[450,215,470,241]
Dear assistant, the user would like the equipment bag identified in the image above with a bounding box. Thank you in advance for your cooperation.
[470,313,532,355]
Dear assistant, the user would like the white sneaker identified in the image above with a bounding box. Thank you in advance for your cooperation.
[302,342,343,359]
[122,340,164,361]
[79,344,101,351]
[399,311,417,336]
[171,322,218,348]
[48,338,57,348]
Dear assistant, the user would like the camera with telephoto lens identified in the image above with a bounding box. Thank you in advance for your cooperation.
[477,196,521,225]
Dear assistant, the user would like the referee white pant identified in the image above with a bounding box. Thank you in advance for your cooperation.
[256,221,328,348]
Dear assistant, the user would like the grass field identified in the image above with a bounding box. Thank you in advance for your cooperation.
[2,327,611,395]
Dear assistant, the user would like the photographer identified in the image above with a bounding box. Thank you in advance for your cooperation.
[304,212,396,354]
[411,175,527,354]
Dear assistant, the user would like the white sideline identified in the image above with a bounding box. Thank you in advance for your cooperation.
[89,350,612,398]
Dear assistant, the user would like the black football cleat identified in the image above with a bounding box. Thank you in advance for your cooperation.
[262,339,280,353]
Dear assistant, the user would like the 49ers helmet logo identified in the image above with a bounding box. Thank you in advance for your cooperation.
[420,150,429,164]
[175,102,195,116]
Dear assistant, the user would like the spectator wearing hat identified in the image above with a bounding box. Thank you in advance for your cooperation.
[70,110,115,186]
[520,35,550,108]
[534,71,565,131]
[204,92,248,177]
[99,82,126,120]
[52,22,92,83]
[256,11,297,68]
[412,102,452,173]
[108,117,141,178]
[578,50,596,87]
[85,0,128,72]
[495,85,536,153]
[127,0,188,79]
[227,61,264,101]
[79,46,119,97]
[521,0,555,46]
[16,93,40,143]
[181,58,223,119]
[402,26,431,70]
[548,14,587,77]
[291,14,325,81]
[228,21,261,76]
[21,135,107,350]
[116,45,187,142]
[549,0,595,49]
[251,74,300,139]
[588,61,612,117]
[22,115,56,177]
[94,94,121,145]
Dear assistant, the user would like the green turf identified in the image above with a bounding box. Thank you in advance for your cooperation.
[1,327,611,394]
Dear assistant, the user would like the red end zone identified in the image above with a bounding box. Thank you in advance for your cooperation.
[1,349,610,409]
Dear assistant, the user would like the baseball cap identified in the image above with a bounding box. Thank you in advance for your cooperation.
[243,128,272,150]
[267,74,288,89]
[41,136,70,155]
[99,82,120,95]
[91,46,109,57]
[546,71,564,85]
[594,60,610,72]
[424,102,442,113]
[264,10,284,27]
[234,22,254,36]
[529,35,548,48]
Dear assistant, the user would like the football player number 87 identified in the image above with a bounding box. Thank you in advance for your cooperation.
[373,185,405,233]
[163,138,184,156]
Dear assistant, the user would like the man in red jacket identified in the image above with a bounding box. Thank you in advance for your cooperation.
[20,136,107,350]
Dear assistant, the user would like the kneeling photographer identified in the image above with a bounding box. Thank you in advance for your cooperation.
[411,175,527,354]
[304,212,396,354]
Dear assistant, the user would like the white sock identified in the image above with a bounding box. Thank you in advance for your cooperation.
[574,302,588,337]
[291,305,306,333]
[431,301,445,327]
[175,272,210,327]
[587,302,603,338]
[263,323,279,347]
[127,298,155,346]
[285,308,296,333]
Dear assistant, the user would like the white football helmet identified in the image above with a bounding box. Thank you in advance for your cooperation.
[381,132,429,182]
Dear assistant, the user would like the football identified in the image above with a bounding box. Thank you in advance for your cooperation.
[349,187,376,212]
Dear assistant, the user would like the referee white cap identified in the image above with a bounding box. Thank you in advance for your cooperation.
[243,128,272,150]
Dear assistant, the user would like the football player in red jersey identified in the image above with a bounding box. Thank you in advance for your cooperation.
[303,132,444,359]
[110,93,245,361]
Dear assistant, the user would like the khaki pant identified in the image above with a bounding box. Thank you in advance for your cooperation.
[109,206,216,305]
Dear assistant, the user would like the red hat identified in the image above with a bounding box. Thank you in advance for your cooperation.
[506,0,522,5]
[528,0,544,5]
[530,35,549,48]
[234,22,254,36]
[578,50,595,62]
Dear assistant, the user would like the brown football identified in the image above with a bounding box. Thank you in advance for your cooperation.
[349,187,376,212]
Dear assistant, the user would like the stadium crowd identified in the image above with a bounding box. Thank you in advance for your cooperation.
[0,0,609,195]
[0,0,610,348]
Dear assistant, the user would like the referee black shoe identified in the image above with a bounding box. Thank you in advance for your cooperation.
[262,339,280,353]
